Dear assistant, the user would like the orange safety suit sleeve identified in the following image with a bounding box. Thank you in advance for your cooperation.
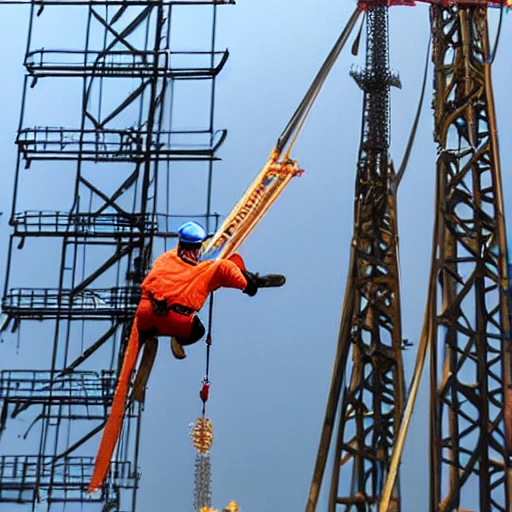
[210,259,248,292]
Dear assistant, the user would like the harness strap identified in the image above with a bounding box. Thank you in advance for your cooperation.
[144,291,195,317]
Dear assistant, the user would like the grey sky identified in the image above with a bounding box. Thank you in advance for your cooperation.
[0,1,511,512]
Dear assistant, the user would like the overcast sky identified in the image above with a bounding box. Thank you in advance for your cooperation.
[0,1,511,512]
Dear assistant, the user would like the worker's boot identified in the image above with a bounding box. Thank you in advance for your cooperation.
[170,337,187,360]
[248,272,286,288]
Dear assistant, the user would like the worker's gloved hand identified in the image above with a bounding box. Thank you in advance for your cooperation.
[242,271,258,297]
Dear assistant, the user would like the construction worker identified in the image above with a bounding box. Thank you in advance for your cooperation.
[88,221,285,493]
[139,220,285,359]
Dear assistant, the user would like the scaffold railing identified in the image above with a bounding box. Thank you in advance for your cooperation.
[2,287,140,319]
[0,370,118,430]
[10,211,220,238]
[0,455,136,503]
[25,49,230,78]
[0,370,116,406]
[16,128,228,162]
[12,211,155,237]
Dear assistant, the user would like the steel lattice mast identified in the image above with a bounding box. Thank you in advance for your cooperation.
[376,2,512,511]
[305,4,405,511]
[428,5,512,511]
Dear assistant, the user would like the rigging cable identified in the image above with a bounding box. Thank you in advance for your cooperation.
[201,292,215,416]
[351,11,366,56]
[277,6,363,155]
[486,5,504,65]
[395,34,431,188]
[191,293,215,512]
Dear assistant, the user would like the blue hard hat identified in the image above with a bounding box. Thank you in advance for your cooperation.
[177,221,207,244]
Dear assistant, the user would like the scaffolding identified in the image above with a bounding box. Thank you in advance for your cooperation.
[0,0,232,510]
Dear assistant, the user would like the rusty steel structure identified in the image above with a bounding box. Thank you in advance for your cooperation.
[377,2,512,512]
[305,5,405,512]
[1,1,511,512]
[0,0,231,511]
[306,1,512,512]
[427,5,512,511]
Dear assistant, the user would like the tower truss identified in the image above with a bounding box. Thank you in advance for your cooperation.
[428,5,512,511]
[306,5,405,511]
[0,0,232,510]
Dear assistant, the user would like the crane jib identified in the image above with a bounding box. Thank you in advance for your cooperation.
[201,150,304,261]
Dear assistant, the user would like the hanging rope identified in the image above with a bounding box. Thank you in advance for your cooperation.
[395,35,431,188]
[277,6,363,155]
[486,5,504,65]
[351,12,366,56]
[198,291,215,414]
[191,292,216,512]
[205,295,214,390]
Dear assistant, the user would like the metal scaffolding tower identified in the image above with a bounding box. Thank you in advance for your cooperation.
[0,0,233,510]
[305,5,405,511]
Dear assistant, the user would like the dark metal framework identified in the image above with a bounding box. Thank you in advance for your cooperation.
[428,5,512,511]
[305,6,405,512]
[0,0,231,510]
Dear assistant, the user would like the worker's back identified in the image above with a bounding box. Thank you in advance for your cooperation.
[141,248,246,311]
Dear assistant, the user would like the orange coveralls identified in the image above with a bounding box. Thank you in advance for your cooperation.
[138,249,248,338]
[88,249,248,493]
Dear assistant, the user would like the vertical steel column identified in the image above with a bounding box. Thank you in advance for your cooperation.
[429,6,512,512]
[306,5,405,512]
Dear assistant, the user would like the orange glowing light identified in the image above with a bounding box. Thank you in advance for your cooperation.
[191,417,214,453]
[222,501,239,512]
